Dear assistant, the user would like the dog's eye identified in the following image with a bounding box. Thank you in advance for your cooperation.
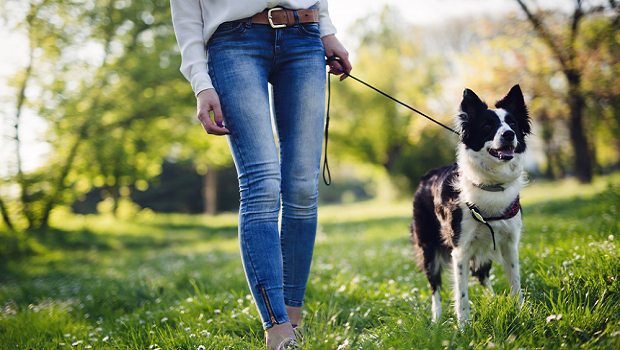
[509,122,516,128]
[483,124,491,130]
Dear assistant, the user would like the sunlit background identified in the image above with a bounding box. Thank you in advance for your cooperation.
[1,0,619,223]
[0,0,576,174]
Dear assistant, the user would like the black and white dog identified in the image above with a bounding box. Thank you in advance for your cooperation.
[411,84,531,325]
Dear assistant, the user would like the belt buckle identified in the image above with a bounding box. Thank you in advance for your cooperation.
[268,7,286,28]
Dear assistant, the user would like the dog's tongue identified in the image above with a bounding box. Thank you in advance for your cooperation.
[498,148,515,159]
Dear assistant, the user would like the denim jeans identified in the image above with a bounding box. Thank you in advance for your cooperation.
[207,14,326,330]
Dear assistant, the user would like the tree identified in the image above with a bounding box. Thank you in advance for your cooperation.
[0,0,85,230]
[0,0,233,232]
[515,0,620,183]
[579,11,620,171]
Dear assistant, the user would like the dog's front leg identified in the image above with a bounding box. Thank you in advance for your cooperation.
[500,241,523,307]
[452,248,470,325]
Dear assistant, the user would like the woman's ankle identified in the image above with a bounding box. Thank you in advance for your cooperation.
[285,306,302,327]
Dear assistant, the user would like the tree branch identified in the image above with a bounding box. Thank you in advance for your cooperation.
[515,0,570,72]
[0,197,14,231]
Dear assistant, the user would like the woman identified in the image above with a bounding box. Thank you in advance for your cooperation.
[170,1,352,348]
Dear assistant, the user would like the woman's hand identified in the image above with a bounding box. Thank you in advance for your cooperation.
[321,34,352,81]
[196,88,230,135]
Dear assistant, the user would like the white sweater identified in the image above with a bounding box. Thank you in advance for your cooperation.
[170,0,337,96]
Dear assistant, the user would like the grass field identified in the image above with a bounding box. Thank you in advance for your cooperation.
[1,174,619,349]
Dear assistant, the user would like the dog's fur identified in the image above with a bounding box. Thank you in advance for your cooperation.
[411,84,531,325]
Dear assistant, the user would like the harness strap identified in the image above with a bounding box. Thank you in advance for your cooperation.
[467,195,521,250]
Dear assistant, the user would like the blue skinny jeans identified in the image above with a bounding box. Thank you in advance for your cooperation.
[207,15,326,330]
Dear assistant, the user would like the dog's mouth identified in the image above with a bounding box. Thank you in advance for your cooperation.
[489,145,515,160]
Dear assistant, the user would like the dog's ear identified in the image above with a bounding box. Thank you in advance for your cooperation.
[460,88,488,120]
[459,88,488,139]
[495,84,531,134]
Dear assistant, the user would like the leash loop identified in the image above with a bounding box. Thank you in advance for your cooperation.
[322,72,332,185]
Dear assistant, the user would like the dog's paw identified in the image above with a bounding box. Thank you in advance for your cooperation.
[456,305,471,328]
[457,315,471,329]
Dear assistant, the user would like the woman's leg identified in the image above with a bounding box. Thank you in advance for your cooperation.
[208,23,291,332]
[207,15,325,347]
[271,21,326,326]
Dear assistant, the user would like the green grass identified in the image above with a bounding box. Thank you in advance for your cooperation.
[1,174,620,349]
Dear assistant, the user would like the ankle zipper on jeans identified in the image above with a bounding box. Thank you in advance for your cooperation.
[258,285,278,325]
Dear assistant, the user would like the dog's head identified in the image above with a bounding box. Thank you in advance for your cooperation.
[457,84,531,163]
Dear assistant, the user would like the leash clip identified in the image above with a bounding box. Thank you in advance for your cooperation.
[470,208,487,224]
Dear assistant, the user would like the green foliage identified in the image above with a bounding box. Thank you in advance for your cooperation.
[0,0,232,230]
[1,175,619,349]
[329,7,456,194]
[455,4,620,179]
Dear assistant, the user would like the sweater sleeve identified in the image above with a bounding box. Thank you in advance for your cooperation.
[170,0,213,96]
[317,0,337,37]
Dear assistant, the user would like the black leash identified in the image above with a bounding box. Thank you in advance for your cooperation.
[340,73,461,136]
[322,72,332,185]
[322,56,460,185]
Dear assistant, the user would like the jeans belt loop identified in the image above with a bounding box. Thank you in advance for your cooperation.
[293,9,300,27]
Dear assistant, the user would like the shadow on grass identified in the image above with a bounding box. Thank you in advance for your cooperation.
[32,224,239,251]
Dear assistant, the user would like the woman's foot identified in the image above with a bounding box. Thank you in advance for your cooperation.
[266,322,296,350]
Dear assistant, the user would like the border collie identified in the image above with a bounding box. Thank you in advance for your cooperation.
[411,84,531,325]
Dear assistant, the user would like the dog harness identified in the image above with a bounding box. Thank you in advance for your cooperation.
[467,195,521,250]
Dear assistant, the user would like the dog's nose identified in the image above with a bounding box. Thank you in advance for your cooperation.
[502,130,515,142]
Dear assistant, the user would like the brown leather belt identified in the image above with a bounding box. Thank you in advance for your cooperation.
[234,8,319,28]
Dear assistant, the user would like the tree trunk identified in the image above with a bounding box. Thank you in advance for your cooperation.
[0,198,14,231]
[566,74,593,183]
[204,167,218,216]
[39,128,87,228]
[515,0,594,183]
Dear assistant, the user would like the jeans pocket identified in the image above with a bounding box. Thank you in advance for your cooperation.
[295,23,321,40]
[208,21,247,44]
